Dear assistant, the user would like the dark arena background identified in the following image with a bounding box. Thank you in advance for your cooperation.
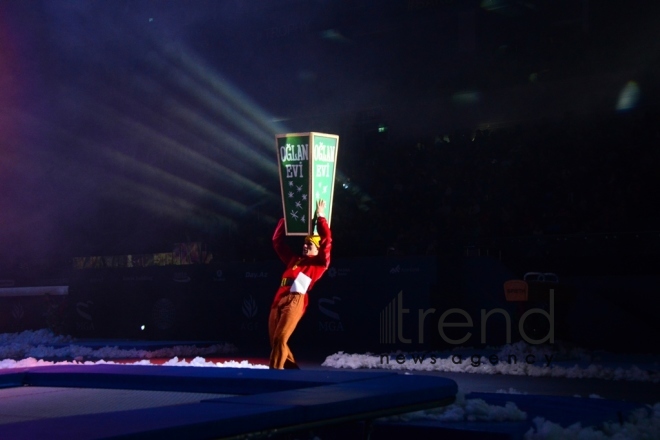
[0,1,659,439]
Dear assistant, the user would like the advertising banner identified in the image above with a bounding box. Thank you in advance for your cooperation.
[276,132,339,235]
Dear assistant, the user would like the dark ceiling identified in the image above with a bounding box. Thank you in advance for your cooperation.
[0,0,658,261]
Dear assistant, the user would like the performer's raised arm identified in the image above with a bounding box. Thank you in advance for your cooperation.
[272,218,294,264]
[314,199,332,268]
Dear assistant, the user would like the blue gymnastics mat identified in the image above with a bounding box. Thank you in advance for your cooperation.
[0,364,458,439]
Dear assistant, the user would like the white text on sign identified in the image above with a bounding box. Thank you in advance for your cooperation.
[313,143,336,162]
[280,144,309,162]
[286,163,304,178]
[316,163,330,177]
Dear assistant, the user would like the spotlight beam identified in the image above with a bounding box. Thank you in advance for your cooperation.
[165,47,290,152]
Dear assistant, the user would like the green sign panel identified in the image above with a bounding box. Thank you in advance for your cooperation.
[276,132,339,235]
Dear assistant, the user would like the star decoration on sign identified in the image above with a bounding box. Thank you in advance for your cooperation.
[288,181,294,187]
[288,191,294,198]
[316,182,328,195]
[296,185,303,193]
[290,210,299,220]
[295,201,302,209]
[301,215,306,223]
[302,194,307,201]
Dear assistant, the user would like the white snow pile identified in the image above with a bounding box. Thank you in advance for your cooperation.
[23,342,238,361]
[524,403,660,440]
[0,329,270,369]
[0,329,73,355]
[0,356,268,369]
[380,390,527,423]
[162,356,268,369]
[0,357,148,369]
[322,341,660,383]
[496,388,528,395]
[380,393,660,440]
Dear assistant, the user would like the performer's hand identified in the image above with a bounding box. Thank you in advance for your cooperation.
[315,199,326,218]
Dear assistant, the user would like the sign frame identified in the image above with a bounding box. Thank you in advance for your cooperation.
[275,132,339,236]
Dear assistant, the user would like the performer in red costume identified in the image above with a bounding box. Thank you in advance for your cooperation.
[269,199,332,369]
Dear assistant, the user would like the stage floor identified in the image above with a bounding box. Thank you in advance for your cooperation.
[0,386,233,425]
[0,361,458,439]
[0,341,656,440]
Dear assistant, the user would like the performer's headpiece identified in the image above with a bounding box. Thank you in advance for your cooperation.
[305,235,321,249]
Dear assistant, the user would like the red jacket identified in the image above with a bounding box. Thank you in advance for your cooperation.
[271,217,332,312]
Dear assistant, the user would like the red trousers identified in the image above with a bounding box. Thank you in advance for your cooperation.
[268,292,305,369]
